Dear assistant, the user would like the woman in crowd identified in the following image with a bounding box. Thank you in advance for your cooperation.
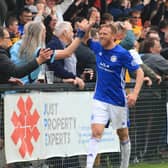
[10,21,47,84]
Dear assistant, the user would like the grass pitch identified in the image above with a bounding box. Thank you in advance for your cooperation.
[129,162,168,168]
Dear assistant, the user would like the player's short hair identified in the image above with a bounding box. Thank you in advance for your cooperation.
[99,23,117,34]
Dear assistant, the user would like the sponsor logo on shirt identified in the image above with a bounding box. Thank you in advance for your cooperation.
[100,62,110,68]
[99,62,114,73]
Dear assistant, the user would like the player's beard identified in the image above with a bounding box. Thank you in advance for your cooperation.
[100,38,112,49]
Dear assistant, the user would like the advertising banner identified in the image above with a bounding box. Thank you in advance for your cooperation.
[167,102,168,144]
[4,92,120,163]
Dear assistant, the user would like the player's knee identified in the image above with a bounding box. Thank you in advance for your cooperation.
[117,129,129,141]
[92,128,103,139]
[119,135,129,141]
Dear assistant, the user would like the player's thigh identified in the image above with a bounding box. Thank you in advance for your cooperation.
[91,99,109,125]
[109,105,128,130]
[91,123,105,138]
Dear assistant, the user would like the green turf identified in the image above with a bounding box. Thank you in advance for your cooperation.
[129,162,168,168]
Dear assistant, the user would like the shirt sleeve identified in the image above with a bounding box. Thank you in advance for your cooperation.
[121,49,140,72]
[88,39,101,56]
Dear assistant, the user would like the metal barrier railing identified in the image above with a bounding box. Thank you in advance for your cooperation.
[0,82,168,168]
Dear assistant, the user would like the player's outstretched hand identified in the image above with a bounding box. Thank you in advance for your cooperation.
[77,19,94,33]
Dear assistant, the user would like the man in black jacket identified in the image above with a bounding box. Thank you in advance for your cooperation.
[0,27,53,84]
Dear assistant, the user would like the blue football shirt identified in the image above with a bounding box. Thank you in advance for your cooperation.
[89,40,139,107]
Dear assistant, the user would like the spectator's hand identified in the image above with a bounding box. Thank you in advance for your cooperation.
[77,19,94,32]
[83,0,88,4]
[75,0,88,6]
[81,68,94,82]
[8,77,24,86]
[156,75,162,84]
[106,0,112,5]
[62,78,85,90]
[89,10,99,25]
[36,2,45,15]
[0,138,4,149]
[163,75,168,81]
[36,48,53,65]
[127,92,138,107]
[126,0,131,8]
[143,76,152,87]
[51,6,56,15]
[62,78,75,83]
[143,0,151,5]
[74,77,85,90]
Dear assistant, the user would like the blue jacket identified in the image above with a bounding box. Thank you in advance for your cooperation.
[46,36,76,79]
[10,40,40,84]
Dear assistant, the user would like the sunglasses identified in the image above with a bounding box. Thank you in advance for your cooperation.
[131,16,141,19]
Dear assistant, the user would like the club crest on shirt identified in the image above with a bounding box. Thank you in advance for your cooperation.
[110,55,117,62]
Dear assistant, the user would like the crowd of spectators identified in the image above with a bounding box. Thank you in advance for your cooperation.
[0,0,168,167]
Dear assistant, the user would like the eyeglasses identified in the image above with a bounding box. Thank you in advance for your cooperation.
[23,15,33,18]
[131,16,141,19]
[51,19,57,22]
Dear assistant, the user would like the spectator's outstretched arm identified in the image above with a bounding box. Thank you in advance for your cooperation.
[54,20,93,60]
[129,63,162,84]
[155,56,168,75]
[0,49,53,81]
[140,63,161,84]
[55,36,82,60]
[56,0,74,15]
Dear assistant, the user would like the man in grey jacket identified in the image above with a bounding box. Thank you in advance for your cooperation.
[140,37,168,76]
[136,37,168,160]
